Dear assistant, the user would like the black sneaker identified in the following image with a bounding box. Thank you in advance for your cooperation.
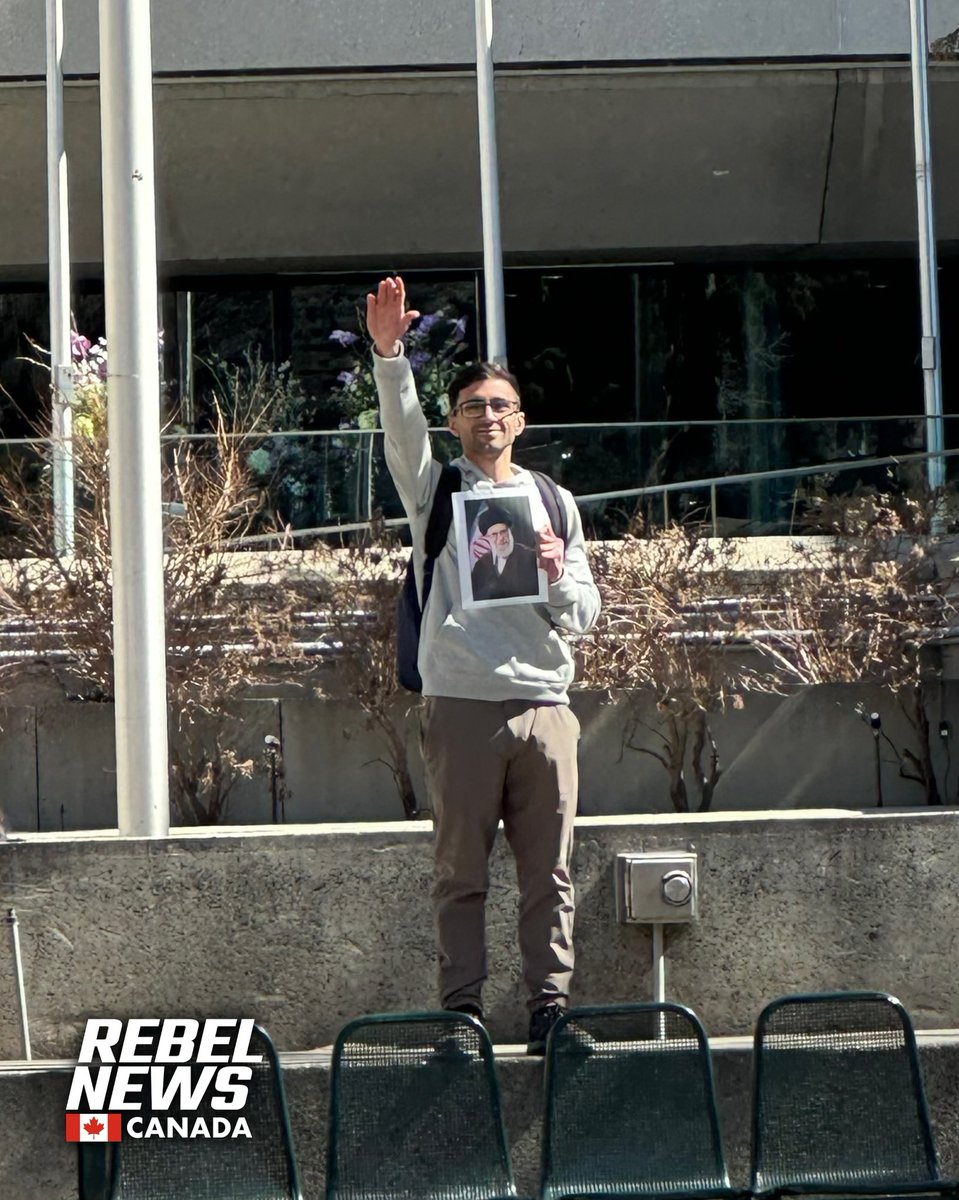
[447,1003,484,1023]
[526,1003,565,1056]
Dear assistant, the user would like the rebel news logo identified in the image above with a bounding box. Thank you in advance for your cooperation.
[65,1018,262,1142]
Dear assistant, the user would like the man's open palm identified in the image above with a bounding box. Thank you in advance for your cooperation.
[366,276,421,357]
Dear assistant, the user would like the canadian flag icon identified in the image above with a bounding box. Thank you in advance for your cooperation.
[65,1112,122,1142]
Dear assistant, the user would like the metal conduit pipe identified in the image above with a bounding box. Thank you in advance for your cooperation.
[99,0,170,836]
[651,924,666,1004]
[46,0,75,558]
[5,909,31,1061]
[908,0,945,497]
[474,0,507,364]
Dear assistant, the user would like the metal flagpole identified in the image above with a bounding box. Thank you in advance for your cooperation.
[46,0,75,557]
[908,0,945,495]
[474,0,508,365]
[99,0,170,836]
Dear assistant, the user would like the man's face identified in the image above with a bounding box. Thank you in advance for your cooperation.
[486,522,514,559]
[448,378,525,459]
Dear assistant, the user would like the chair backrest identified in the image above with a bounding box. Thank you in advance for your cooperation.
[540,1003,733,1200]
[751,992,940,1196]
[80,1023,301,1200]
[326,1011,517,1200]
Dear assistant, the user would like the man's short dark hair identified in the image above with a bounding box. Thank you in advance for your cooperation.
[477,505,513,535]
[449,362,521,408]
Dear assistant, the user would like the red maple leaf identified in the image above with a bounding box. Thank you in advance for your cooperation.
[83,1117,105,1137]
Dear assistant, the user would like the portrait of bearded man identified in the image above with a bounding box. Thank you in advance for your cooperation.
[469,503,541,602]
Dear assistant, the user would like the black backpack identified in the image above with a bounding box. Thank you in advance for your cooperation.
[396,465,569,692]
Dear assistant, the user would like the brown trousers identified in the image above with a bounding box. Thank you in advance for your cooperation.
[420,696,580,1013]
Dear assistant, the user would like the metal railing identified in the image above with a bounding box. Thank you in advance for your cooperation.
[0,412,956,548]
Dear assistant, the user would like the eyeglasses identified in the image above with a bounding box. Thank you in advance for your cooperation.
[453,397,521,419]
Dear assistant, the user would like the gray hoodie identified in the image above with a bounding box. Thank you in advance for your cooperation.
[375,351,601,703]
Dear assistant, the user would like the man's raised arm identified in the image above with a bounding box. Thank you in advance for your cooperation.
[369,276,437,519]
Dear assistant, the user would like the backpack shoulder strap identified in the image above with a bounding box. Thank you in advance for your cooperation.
[529,470,568,544]
[423,463,461,559]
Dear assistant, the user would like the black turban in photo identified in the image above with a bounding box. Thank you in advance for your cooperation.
[477,505,513,535]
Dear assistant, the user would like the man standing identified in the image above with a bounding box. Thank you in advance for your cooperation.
[470,505,540,602]
[369,276,600,1053]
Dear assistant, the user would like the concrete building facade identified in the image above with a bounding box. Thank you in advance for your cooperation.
[1,2,958,275]
[0,3,958,529]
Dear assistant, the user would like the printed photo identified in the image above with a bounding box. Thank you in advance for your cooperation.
[452,487,548,609]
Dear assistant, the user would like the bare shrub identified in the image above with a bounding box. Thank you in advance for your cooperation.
[583,522,760,812]
[309,520,423,819]
[585,492,958,811]
[0,347,307,823]
[169,733,256,825]
[752,490,957,805]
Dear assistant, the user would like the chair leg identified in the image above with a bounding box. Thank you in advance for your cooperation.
[78,1143,113,1200]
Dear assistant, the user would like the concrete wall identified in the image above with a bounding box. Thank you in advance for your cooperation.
[4,1040,959,1200]
[2,64,958,279]
[3,0,959,74]
[3,682,956,833]
[2,3,958,276]
[4,806,959,1194]
[2,810,958,1062]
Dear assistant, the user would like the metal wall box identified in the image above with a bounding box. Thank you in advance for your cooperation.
[615,852,698,923]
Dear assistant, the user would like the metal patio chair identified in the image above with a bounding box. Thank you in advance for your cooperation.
[326,1010,517,1200]
[540,1002,743,1200]
[78,1022,301,1200]
[751,991,959,1200]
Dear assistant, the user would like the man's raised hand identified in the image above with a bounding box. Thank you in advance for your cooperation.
[366,276,421,358]
[537,523,565,584]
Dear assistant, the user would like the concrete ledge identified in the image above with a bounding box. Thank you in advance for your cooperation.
[3,811,959,1060]
[4,1039,959,1200]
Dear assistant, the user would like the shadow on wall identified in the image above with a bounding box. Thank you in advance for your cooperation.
[575,683,958,814]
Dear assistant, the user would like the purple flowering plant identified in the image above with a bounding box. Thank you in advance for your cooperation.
[70,336,111,438]
[328,310,468,430]
[21,331,112,441]
[68,330,165,436]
